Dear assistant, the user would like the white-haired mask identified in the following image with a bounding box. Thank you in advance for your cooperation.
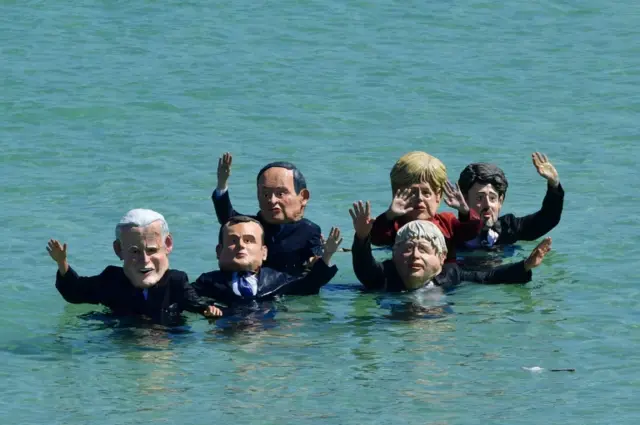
[393,220,447,290]
[113,209,173,289]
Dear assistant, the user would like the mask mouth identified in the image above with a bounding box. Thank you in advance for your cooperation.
[139,267,154,274]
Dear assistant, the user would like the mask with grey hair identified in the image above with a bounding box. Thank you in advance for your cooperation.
[394,220,447,255]
[115,209,169,241]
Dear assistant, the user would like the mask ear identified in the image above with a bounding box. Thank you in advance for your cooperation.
[164,234,173,255]
[299,188,310,207]
[113,240,123,260]
[261,245,268,261]
[438,252,446,266]
[216,244,222,259]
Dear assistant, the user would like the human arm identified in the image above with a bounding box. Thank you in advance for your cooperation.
[47,239,69,276]
[459,238,552,284]
[349,201,388,290]
[48,239,107,304]
[303,222,325,267]
[211,152,244,224]
[498,153,564,244]
[176,273,223,316]
[280,227,342,295]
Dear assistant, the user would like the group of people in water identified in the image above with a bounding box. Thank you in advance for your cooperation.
[47,150,564,323]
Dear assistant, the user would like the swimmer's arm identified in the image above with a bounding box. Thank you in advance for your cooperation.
[176,274,218,315]
[211,188,245,225]
[505,183,564,243]
[55,266,112,304]
[458,261,532,285]
[280,259,338,296]
[308,222,325,257]
[351,235,387,290]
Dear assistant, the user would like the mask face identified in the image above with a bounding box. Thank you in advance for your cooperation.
[393,239,445,289]
[217,221,268,272]
[466,183,504,229]
[403,182,442,221]
[257,167,309,224]
[117,222,172,289]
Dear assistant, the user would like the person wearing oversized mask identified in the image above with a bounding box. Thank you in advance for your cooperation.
[48,208,221,322]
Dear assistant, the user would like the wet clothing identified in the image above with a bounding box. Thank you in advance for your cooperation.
[461,183,564,249]
[369,210,482,262]
[212,188,323,275]
[192,259,337,306]
[352,235,532,293]
[56,266,209,321]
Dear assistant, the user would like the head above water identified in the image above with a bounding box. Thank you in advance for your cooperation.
[256,161,310,224]
[113,209,173,289]
[390,151,447,220]
[392,220,447,290]
[457,163,509,229]
[217,215,268,273]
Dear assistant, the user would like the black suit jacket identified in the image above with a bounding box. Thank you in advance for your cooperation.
[212,189,323,276]
[192,259,337,306]
[352,236,532,293]
[56,266,209,321]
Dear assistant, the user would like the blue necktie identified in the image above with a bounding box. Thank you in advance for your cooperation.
[237,273,256,298]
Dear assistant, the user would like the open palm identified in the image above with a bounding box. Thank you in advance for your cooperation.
[217,152,233,189]
[443,181,469,213]
[349,201,374,239]
[532,152,559,186]
[524,237,552,271]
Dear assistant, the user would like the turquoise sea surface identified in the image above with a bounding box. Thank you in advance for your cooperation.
[2,1,639,423]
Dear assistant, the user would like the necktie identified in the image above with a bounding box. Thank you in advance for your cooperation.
[238,275,255,298]
[234,272,258,298]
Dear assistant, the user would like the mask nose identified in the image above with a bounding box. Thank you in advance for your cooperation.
[142,251,152,264]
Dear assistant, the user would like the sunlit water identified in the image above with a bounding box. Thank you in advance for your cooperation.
[2,1,639,423]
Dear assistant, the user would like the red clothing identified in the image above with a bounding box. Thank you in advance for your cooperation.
[369,210,482,262]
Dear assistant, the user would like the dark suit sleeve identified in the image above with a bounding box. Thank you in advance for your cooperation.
[307,223,324,257]
[175,272,209,314]
[55,266,108,304]
[191,273,213,298]
[279,260,338,296]
[369,213,396,247]
[211,189,243,225]
[351,235,387,290]
[458,261,532,284]
[500,183,564,244]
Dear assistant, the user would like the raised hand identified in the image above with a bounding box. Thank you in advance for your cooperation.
[47,239,67,264]
[321,227,343,265]
[443,181,469,214]
[524,237,552,271]
[47,239,69,276]
[203,305,223,318]
[387,188,415,219]
[532,152,559,187]
[217,152,233,191]
[349,201,374,239]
